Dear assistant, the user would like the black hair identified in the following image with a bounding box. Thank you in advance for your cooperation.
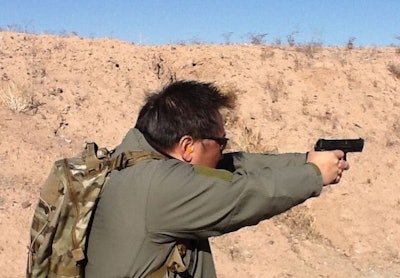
[135,80,235,150]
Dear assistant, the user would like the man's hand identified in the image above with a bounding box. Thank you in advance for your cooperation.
[307,150,350,185]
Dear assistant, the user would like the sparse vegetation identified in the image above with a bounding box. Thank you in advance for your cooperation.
[395,35,400,54]
[222,32,233,45]
[0,82,37,113]
[260,46,275,61]
[388,62,400,79]
[274,206,324,242]
[273,38,282,46]
[287,31,299,47]
[232,126,263,152]
[392,118,400,136]
[230,126,278,153]
[296,41,323,58]
[263,77,285,103]
[247,32,268,45]
[346,36,356,50]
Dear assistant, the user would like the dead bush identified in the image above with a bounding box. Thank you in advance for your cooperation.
[296,41,323,58]
[388,62,400,79]
[0,82,38,113]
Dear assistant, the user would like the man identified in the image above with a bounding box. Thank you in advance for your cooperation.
[85,80,349,278]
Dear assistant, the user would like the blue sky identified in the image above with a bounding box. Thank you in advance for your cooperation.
[1,0,399,46]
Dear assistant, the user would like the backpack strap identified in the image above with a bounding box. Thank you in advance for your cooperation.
[83,142,165,172]
[147,244,192,278]
[111,151,165,171]
[62,158,86,262]
[84,146,180,277]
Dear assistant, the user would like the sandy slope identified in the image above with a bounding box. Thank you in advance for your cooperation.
[1,31,399,277]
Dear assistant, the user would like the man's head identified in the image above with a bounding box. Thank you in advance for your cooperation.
[135,80,235,167]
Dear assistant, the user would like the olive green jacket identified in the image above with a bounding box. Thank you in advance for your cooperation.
[85,128,322,278]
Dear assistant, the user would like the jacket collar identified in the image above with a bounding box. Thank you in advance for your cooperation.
[114,128,160,156]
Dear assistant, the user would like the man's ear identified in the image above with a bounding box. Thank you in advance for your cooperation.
[180,135,194,162]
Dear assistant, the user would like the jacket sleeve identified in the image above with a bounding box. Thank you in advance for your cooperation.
[217,152,308,172]
[146,154,322,241]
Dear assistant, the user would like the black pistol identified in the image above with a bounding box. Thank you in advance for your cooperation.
[314,138,364,160]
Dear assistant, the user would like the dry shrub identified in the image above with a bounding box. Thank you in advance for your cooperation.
[346,37,356,50]
[230,126,278,153]
[247,33,268,45]
[263,77,285,103]
[260,47,275,61]
[391,119,400,144]
[388,62,400,79]
[296,41,323,58]
[218,83,279,153]
[233,126,263,152]
[274,205,325,243]
[218,82,240,128]
[0,82,37,113]
[210,235,253,262]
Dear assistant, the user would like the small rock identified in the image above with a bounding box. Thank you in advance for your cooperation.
[21,201,32,209]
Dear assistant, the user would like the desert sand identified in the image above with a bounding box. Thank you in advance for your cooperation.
[0,31,399,277]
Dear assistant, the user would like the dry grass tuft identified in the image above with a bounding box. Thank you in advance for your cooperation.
[0,82,37,113]
[233,126,263,152]
[274,205,325,243]
[230,126,278,153]
[263,77,285,103]
[296,41,323,58]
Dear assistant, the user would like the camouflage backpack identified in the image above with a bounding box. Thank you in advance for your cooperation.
[27,142,166,278]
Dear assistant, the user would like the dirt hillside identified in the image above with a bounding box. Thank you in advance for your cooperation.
[0,31,399,277]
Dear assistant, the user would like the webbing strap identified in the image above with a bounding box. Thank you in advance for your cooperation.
[83,141,166,172]
[111,151,165,172]
[50,264,80,276]
[146,245,192,278]
[110,152,126,171]
[62,159,83,260]
[166,244,187,273]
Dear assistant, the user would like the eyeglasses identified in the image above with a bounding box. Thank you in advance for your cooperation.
[202,136,229,151]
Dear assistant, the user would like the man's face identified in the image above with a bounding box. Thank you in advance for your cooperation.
[190,113,227,168]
